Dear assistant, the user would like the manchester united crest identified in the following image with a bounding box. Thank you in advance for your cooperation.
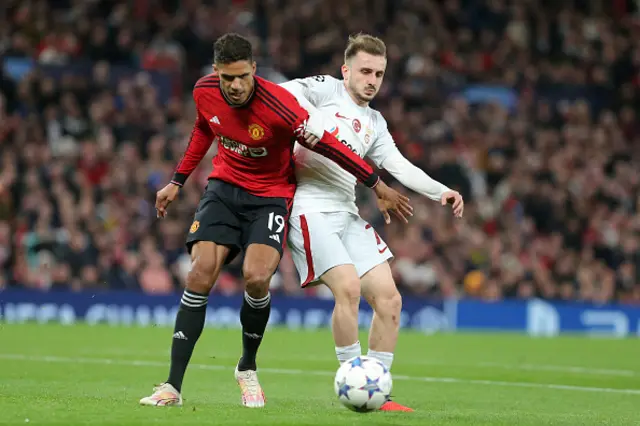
[190,220,200,233]
[248,123,265,140]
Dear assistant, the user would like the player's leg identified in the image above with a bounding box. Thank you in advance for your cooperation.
[166,241,231,388]
[360,263,412,412]
[140,181,241,407]
[320,265,363,363]
[288,212,360,364]
[237,243,281,373]
[344,216,413,412]
[360,262,401,369]
[342,216,398,368]
[232,196,290,407]
[140,242,233,407]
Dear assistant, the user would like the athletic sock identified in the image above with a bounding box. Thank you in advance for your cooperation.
[166,289,208,392]
[237,291,271,371]
[336,341,362,364]
[368,349,394,370]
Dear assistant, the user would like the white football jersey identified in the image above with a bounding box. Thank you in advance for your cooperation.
[280,75,398,217]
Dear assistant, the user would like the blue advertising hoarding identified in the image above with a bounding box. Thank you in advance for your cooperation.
[0,290,456,334]
[1,290,639,337]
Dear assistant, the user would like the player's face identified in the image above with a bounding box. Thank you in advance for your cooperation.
[214,60,256,105]
[342,52,386,105]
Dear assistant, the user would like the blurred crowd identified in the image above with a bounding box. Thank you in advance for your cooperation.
[1,0,640,305]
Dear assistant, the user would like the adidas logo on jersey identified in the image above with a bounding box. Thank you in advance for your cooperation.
[269,234,281,243]
[173,331,188,340]
[210,116,220,124]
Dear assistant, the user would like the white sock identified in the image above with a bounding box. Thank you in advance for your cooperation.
[244,291,271,309]
[336,341,361,364]
[368,349,394,370]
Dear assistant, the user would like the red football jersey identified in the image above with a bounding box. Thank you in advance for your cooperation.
[171,74,379,199]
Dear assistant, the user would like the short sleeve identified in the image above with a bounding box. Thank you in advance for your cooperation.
[279,75,339,107]
[366,113,400,168]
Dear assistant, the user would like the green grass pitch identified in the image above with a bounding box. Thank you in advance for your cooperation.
[0,324,639,425]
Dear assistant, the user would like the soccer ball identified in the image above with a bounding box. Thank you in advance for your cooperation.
[334,356,392,412]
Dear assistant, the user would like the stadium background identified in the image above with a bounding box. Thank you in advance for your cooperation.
[1,0,640,337]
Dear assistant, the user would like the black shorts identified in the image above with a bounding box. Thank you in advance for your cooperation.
[186,179,292,263]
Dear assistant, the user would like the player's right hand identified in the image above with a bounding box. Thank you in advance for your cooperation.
[300,131,320,148]
[155,183,181,218]
[373,181,413,224]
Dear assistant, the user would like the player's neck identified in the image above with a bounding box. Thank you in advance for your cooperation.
[343,82,369,108]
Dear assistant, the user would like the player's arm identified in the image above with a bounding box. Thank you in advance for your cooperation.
[272,80,378,186]
[170,106,216,187]
[281,91,377,185]
[296,110,380,188]
[261,83,412,218]
[369,121,464,217]
[381,149,450,200]
[156,99,215,218]
[301,120,413,220]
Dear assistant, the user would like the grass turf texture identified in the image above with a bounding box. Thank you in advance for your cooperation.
[0,324,639,425]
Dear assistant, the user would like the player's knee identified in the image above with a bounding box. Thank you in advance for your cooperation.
[186,257,219,294]
[333,278,361,309]
[243,265,273,297]
[376,290,402,323]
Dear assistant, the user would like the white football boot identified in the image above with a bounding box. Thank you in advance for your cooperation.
[139,383,183,407]
[234,367,266,408]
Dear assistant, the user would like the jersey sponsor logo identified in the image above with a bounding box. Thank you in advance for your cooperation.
[341,139,358,155]
[190,221,200,233]
[352,119,361,133]
[248,123,265,140]
[335,112,350,120]
[328,125,359,155]
[219,136,268,158]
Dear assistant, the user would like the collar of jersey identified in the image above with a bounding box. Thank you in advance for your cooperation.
[220,78,257,108]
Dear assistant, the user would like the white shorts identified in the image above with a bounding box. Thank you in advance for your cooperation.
[288,211,393,287]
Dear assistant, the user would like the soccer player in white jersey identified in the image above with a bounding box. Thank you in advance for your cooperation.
[281,34,464,412]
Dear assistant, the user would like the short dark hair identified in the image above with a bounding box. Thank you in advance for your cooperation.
[344,33,386,63]
[213,33,253,65]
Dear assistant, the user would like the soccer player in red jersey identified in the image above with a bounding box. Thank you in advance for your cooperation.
[140,33,412,408]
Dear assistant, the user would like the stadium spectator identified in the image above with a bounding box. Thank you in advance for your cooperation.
[1,0,640,305]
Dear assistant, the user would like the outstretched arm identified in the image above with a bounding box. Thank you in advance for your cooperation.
[381,150,464,217]
[381,149,450,201]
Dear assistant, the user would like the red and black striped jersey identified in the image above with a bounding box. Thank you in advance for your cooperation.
[171,74,379,199]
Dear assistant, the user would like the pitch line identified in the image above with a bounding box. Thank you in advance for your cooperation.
[1,353,639,396]
[71,348,640,377]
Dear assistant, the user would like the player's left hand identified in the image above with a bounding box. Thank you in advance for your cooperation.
[374,181,413,224]
[441,190,464,218]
